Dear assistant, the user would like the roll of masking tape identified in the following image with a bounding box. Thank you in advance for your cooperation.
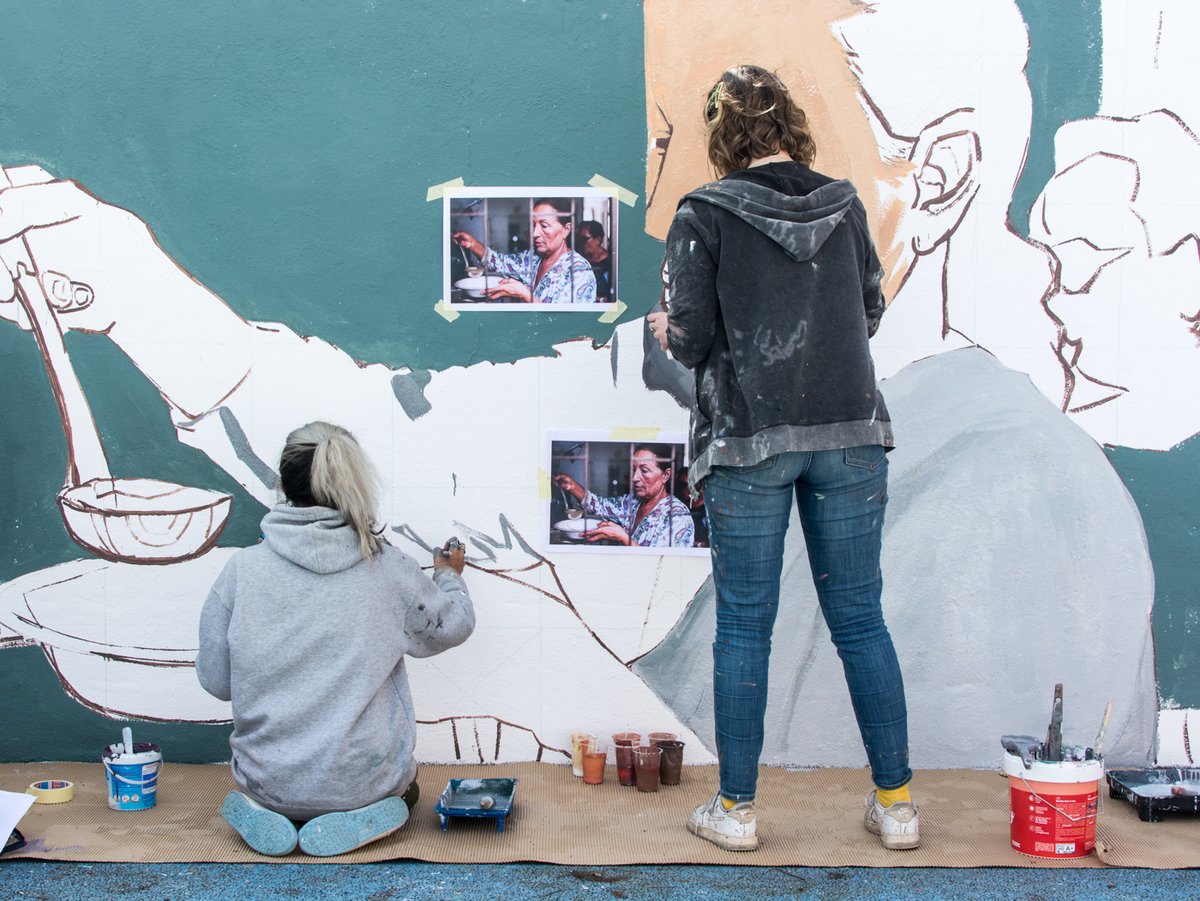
[27,779,74,804]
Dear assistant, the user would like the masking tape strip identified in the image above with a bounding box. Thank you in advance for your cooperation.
[27,779,74,804]
[538,467,551,501]
[588,173,638,208]
[597,299,627,323]
[434,299,461,322]
[608,427,661,441]
[426,177,466,202]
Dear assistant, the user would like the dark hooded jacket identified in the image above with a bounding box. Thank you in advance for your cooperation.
[663,162,893,487]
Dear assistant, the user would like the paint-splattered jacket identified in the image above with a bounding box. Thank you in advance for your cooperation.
[663,163,893,488]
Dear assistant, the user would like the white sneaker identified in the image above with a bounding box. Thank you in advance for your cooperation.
[688,791,759,851]
[863,790,920,849]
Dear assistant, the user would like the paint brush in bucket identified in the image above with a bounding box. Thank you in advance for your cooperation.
[1044,683,1064,762]
[102,728,163,811]
[1091,701,1114,759]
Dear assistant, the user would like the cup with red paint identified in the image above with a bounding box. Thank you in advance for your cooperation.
[612,733,640,787]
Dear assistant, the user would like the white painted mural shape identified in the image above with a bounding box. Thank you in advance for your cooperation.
[0,0,1194,766]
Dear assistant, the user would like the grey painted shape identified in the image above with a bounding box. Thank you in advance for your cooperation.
[392,370,433,420]
[610,328,619,387]
[218,407,278,491]
[634,348,1157,768]
[640,319,692,410]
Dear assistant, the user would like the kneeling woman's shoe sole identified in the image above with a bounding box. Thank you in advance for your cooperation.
[298,796,409,857]
[221,791,298,856]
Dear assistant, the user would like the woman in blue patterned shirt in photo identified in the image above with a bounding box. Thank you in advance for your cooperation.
[452,199,597,304]
[553,445,694,548]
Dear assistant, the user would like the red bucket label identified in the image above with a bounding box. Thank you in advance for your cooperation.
[1009,783,1098,858]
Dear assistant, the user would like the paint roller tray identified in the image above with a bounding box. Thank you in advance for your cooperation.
[1106,768,1200,822]
[434,778,518,832]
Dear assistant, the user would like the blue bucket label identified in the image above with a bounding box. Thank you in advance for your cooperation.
[103,744,162,811]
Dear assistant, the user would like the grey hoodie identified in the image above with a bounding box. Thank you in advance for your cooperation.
[664,162,893,487]
[196,504,474,820]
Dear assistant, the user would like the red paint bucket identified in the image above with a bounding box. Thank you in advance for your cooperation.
[1002,752,1102,858]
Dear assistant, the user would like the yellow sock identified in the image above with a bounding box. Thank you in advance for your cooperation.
[721,796,739,810]
[875,785,911,807]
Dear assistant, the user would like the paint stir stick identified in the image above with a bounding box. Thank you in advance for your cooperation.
[1092,701,1114,758]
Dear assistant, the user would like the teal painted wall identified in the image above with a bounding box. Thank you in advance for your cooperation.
[1009,0,1103,237]
[0,0,656,761]
[1108,439,1200,708]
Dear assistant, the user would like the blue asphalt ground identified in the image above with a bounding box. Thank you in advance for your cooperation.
[2,862,1198,899]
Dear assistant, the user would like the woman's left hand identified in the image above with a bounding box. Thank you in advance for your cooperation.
[484,278,533,302]
[646,311,670,352]
[582,521,631,545]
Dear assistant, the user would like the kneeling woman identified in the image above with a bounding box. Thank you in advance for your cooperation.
[197,422,475,856]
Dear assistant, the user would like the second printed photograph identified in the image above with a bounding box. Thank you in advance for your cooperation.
[545,432,708,556]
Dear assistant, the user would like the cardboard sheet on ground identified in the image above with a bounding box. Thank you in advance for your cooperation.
[1,763,1197,868]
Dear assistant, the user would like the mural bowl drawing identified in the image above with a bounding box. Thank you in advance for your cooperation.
[0,551,235,723]
[57,478,232,564]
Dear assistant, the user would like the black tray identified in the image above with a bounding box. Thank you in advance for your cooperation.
[434,778,517,832]
[1106,768,1200,822]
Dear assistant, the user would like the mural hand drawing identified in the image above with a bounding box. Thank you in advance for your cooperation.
[0,165,232,564]
[1031,113,1200,450]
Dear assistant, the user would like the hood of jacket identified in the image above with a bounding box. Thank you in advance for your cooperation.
[681,177,858,263]
[260,503,364,574]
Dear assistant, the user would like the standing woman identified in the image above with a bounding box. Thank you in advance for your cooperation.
[197,422,475,857]
[648,65,917,851]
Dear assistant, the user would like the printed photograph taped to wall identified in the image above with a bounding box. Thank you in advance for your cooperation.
[445,188,616,308]
[545,431,707,556]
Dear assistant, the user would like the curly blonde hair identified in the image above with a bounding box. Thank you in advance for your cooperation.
[705,65,817,178]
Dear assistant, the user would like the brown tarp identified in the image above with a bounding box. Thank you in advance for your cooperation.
[3,762,1197,868]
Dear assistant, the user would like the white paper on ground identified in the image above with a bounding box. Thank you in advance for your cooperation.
[0,790,36,846]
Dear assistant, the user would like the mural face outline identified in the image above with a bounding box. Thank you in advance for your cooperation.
[643,0,1065,399]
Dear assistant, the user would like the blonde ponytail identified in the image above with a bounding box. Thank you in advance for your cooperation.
[279,422,382,561]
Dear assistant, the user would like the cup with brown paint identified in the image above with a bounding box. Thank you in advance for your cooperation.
[612,733,640,787]
[582,739,608,785]
[633,744,663,792]
[656,739,684,785]
[648,731,677,747]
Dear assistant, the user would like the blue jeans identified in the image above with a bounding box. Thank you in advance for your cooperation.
[702,447,911,800]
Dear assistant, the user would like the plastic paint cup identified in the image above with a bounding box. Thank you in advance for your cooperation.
[648,732,677,747]
[1002,751,1102,858]
[582,739,608,785]
[570,732,595,778]
[613,737,638,787]
[102,742,162,811]
[657,740,685,786]
[634,745,662,793]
